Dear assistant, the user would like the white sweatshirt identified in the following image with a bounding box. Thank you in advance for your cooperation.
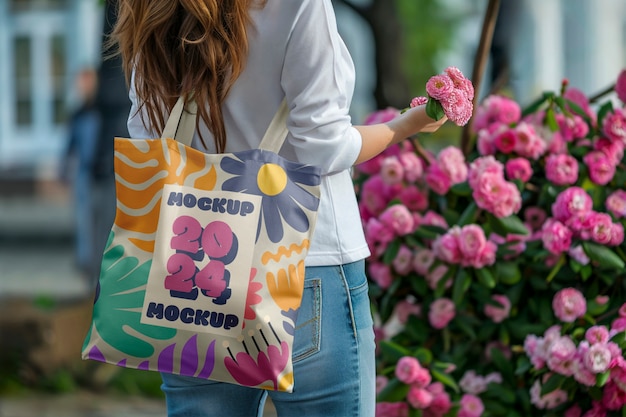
[127,0,370,266]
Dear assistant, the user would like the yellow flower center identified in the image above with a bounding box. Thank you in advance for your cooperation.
[257,163,287,196]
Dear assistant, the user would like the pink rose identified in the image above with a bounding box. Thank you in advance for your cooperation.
[411,96,429,107]
[413,248,435,276]
[380,156,405,185]
[484,294,511,323]
[568,245,590,265]
[432,227,462,264]
[426,264,451,291]
[583,150,617,185]
[426,74,454,101]
[375,402,409,417]
[407,386,433,409]
[586,326,610,345]
[392,245,414,275]
[564,87,596,125]
[458,394,485,417]
[421,211,449,229]
[603,107,626,144]
[457,224,487,259]
[552,287,587,323]
[565,404,583,417]
[494,129,517,154]
[606,190,626,218]
[363,107,401,125]
[411,367,432,389]
[399,185,428,212]
[545,153,579,186]
[615,69,626,103]
[441,89,473,126]
[580,212,614,245]
[393,298,421,324]
[602,381,626,411]
[513,122,546,160]
[361,175,392,215]
[611,222,625,246]
[380,204,414,236]
[594,137,624,165]
[541,218,573,255]
[428,390,452,415]
[368,262,393,289]
[437,146,468,184]
[399,152,424,182]
[395,356,422,384]
[524,206,547,231]
[583,343,612,373]
[546,335,577,375]
[472,95,521,132]
[425,163,452,195]
[505,157,533,182]
[428,298,456,329]
[551,187,593,224]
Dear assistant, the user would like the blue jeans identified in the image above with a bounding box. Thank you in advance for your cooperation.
[160,260,376,417]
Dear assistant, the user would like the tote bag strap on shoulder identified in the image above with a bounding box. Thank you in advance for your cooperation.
[162,97,289,153]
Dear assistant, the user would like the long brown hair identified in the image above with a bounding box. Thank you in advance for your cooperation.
[111,0,265,152]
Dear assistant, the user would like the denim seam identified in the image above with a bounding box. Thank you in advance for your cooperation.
[292,278,322,363]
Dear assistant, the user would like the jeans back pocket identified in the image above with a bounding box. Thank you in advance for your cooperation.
[292,278,321,362]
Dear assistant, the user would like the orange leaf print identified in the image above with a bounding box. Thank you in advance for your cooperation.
[266,260,306,311]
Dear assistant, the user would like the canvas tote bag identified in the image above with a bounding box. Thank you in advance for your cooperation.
[82,97,321,392]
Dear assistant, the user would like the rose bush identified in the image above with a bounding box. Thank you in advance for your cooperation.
[356,70,626,416]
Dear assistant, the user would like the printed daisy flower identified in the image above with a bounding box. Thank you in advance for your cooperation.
[220,149,321,243]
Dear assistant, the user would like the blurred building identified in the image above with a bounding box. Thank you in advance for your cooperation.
[0,0,101,184]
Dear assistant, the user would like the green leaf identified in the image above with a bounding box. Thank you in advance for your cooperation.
[379,341,411,364]
[452,268,472,305]
[521,91,554,117]
[413,348,433,365]
[596,371,610,387]
[430,369,459,393]
[485,382,517,404]
[582,242,625,269]
[488,213,529,236]
[376,378,410,402]
[450,182,472,196]
[597,101,615,127]
[383,239,401,265]
[544,107,559,132]
[540,373,565,396]
[457,201,478,226]
[495,262,522,285]
[490,347,515,384]
[426,97,446,121]
[474,267,496,288]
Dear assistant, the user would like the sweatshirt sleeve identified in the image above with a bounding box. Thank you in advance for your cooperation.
[281,0,363,175]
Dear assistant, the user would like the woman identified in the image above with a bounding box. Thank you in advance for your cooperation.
[112,0,446,416]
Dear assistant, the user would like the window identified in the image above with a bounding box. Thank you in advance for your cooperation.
[13,36,32,127]
[50,34,67,125]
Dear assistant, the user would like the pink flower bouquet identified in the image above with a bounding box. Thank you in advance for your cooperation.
[410,66,475,126]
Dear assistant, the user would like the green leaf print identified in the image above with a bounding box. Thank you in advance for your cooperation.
[93,232,176,358]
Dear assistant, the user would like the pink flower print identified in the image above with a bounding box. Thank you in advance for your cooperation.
[484,294,511,323]
[583,150,617,185]
[584,343,612,373]
[606,190,626,218]
[458,394,485,417]
[398,152,424,182]
[428,298,456,329]
[552,287,587,323]
[413,248,436,276]
[407,386,433,409]
[603,107,626,144]
[224,340,291,390]
[244,268,262,323]
[380,156,404,185]
[545,153,579,186]
[380,204,415,236]
[426,74,455,101]
[505,157,533,182]
[425,162,452,195]
[551,187,593,224]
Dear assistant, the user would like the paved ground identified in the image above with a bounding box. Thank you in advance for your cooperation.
[0,185,277,417]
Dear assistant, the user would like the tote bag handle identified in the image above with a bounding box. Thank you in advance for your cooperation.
[162,97,289,153]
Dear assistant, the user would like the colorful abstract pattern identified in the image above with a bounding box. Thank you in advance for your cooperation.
[82,136,320,392]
